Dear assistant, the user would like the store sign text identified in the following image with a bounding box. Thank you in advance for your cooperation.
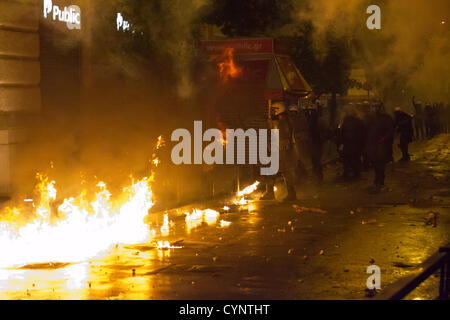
[43,0,81,30]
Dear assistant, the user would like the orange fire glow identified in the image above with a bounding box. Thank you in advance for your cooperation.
[217,48,242,82]
[0,138,167,269]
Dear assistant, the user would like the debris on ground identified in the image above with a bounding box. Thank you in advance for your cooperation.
[425,211,438,227]
[293,205,327,214]
[365,288,377,298]
[393,262,414,268]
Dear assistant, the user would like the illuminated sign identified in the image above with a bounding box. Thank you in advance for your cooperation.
[117,12,136,33]
[43,0,81,30]
[116,13,130,31]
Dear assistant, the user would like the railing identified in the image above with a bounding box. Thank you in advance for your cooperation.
[376,244,450,300]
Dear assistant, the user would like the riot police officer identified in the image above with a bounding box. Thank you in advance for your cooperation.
[260,101,297,201]
[336,104,366,181]
[393,107,414,161]
[412,97,424,140]
[365,102,394,193]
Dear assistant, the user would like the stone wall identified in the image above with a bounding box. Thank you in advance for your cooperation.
[0,0,40,196]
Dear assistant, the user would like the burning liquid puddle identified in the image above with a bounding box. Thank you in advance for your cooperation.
[0,173,257,292]
[0,175,155,269]
[0,177,262,299]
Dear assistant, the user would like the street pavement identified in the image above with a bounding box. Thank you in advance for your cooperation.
[0,134,449,300]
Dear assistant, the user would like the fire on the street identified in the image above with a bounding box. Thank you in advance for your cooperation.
[234,181,260,205]
[0,174,155,269]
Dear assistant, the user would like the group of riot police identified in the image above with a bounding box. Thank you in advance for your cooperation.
[259,97,434,200]
[412,97,449,140]
[260,99,325,201]
[335,101,411,193]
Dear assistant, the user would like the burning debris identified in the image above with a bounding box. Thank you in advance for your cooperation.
[426,211,439,227]
[233,181,260,205]
[293,205,327,214]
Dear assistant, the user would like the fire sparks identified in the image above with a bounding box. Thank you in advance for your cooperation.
[156,135,165,150]
[151,135,165,168]
[217,48,242,82]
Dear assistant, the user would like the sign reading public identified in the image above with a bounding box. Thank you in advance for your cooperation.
[43,0,81,30]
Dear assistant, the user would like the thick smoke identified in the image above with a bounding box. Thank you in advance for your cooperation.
[132,0,211,98]
[290,0,449,108]
[8,0,213,207]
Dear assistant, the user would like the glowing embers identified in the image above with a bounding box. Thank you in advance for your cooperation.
[0,175,155,268]
[217,48,242,82]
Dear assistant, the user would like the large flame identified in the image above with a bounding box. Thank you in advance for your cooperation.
[0,175,155,268]
[217,48,242,82]
[0,136,168,269]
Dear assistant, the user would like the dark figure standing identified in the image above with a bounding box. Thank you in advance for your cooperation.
[288,104,310,181]
[336,105,366,181]
[260,102,297,201]
[412,97,424,140]
[304,106,324,183]
[393,107,414,161]
[289,103,324,184]
[424,103,434,139]
[365,103,395,193]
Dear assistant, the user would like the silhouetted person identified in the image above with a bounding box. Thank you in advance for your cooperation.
[425,103,434,139]
[394,108,414,161]
[412,97,424,140]
[289,102,324,184]
[365,102,394,193]
[260,102,297,201]
[305,106,324,183]
[289,104,309,182]
[336,105,366,180]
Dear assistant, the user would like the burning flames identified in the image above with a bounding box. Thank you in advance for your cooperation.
[0,130,261,270]
[0,136,170,269]
[234,181,260,205]
[217,48,242,82]
[185,208,220,234]
[0,174,154,268]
